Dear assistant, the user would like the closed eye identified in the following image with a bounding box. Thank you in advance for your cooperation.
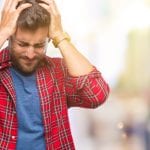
[18,42,29,47]
[34,43,45,48]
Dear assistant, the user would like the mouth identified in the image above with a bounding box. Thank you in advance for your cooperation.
[21,57,37,66]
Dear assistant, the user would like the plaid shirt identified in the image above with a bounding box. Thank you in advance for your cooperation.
[0,48,109,150]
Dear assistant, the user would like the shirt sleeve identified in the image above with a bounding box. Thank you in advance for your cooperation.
[66,67,110,108]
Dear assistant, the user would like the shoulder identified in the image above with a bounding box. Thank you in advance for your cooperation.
[46,56,66,69]
[45,56,68,76]
[0,48,10,63]
[0,48,11,70]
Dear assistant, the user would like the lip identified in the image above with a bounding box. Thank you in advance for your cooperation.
[21,58,36,65]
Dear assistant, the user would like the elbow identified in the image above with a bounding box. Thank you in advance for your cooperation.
[91,83,110,108]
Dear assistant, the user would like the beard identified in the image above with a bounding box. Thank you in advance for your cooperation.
[10,49,45,76]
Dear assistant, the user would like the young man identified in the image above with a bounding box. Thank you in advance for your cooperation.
[0,0,109,149]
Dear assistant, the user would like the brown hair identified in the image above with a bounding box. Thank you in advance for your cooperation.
[17,0,50,31]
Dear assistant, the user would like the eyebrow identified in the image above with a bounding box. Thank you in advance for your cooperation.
[16,39,46,46]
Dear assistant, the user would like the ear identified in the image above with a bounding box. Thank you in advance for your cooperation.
[8,37,13,49]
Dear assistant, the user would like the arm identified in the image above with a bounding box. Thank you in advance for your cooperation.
[40,0,109,107]
[51,58,109,108]
[0,0,31,49]
[39,0,93,76]
[58,40,94,76]
[66,68,110,108]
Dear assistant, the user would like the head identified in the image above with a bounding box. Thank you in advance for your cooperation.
[17,0,50,31]
[9,0,50,75]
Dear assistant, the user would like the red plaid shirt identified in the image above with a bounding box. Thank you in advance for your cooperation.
[0,48,109,150]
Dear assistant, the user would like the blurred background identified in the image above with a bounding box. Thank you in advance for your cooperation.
[1,0,150,149]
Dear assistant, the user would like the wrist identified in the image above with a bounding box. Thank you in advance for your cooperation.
[0,31,10,45]
[52,32,71,48]
[0,29,11,40]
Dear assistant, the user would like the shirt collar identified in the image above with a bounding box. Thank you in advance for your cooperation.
[0,47,51,71]
[0,47,12,70]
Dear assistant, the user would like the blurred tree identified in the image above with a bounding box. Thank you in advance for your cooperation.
[116,28,150,94]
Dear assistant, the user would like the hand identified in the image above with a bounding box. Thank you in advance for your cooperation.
[0,0,32,38]
[39,0,64,39]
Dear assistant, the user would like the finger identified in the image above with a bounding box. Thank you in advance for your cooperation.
[4,0,23,11]
[39,0,60,15]
[3,0,12,9]
[3,0,13,11]
[49,0,60,15]
[17,3,32,13]
[39,0,52,5]
[38,3,49,10]
[51,2,60,16]
[38,0,52,9]
[1,0,14,19]
[10,0,25,10]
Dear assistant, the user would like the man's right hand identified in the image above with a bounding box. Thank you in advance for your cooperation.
[0,0,32,48]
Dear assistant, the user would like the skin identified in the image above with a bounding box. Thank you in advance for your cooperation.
[39,0,94,76]
[0,0,94,77]
[39,0,63,39]
[0,0,32,47]
[9,27,49,75]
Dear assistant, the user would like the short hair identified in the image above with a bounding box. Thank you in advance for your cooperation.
[17,0,50,31]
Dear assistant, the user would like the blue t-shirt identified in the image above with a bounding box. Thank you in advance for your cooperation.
[10,68,46,150]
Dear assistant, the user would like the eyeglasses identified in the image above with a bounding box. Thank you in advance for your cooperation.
[11,36,49,54]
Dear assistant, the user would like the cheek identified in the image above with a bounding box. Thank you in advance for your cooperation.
[10,42,23,55]
[10,49,23,61]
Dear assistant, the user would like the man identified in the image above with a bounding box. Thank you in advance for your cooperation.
[0,0,109,149]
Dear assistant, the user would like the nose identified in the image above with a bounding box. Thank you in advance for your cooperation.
[26,46,36,59]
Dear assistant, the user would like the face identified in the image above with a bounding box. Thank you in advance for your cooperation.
[9,27,49,75]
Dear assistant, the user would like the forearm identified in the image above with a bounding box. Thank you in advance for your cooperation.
[66,68,110,108]
[57,39,93,76]
[0,30,9,49]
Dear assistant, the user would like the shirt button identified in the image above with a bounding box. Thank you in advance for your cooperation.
[12,136,16,140]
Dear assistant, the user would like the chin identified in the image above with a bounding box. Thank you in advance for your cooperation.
[11,55,44,76]
[17,68,36,76]
[13,63,38,76]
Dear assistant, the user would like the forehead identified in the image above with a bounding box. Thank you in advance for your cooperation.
[15,27,49,42]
